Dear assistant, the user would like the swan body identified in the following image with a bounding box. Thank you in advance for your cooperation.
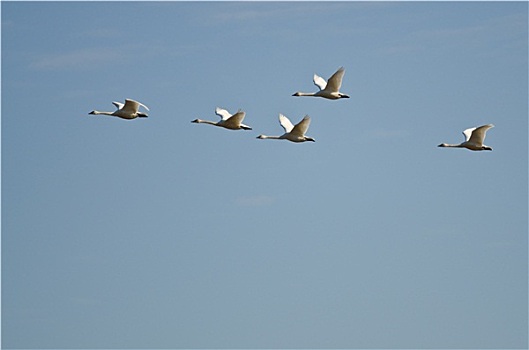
[191,107,252,130]
[292,67,350,100]
[257,114,315,143]
[438,124,494,151]
[89,99,149,120]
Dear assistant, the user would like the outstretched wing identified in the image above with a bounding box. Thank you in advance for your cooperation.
[224,110,246,128]
[324,67,345,93]
[215,107,232,120]
[290,115,311,136]
[278,114,295,133]
[313,74,327,91]
[468,124,494,145]
[112,101,124,110]
[462,127,476,142]
[123,99,150,113]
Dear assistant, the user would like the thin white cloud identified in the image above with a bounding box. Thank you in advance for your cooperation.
[29,42,201,71]
[2,19,15,29]
[368,129,411,140]
[380,12,527,57]
[236,195,275,207]
[208,2,361,24]
[74,28,124,40]
[29,47,125,71]
[69,296,101,307]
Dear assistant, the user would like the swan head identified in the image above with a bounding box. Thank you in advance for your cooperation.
[88,110,96,115]
[292,92,301,97]
[437,143,448,147]
[256,135,266,139]
[191,119,200,123]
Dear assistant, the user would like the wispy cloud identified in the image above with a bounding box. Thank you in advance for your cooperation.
[236,195,274,207]
[75,28,124,40]
[29,42,202,71]
[379,12,527,57]
[208,2,358,24]
[29,47,126,71]
[368,129,411,140]
[69,296,101,307]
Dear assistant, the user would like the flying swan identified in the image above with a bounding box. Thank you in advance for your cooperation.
[292,67,350,100]
[257,114,315,143]
[438,124,494,151]
[191,107,252,130]
[89,99,149,120]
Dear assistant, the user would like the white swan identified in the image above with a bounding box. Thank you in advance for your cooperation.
[292,67,350,100]
[257,114,315,143]
[438,124,494,151]
[191,107,252,130]
[89,99,149,119]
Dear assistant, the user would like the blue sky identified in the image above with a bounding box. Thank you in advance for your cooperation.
[2,1,527,349]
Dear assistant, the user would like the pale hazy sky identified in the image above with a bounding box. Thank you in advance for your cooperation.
[2,1,527,349]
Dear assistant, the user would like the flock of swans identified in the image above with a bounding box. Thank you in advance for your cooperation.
[88,66,494,150]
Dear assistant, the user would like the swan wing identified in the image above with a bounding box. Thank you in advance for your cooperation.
[123,99,150,113]
[112,101,124,110]
[279,114,294,133]
[225,110,246,127]
[138,102,150,111]
[313,74,327,91]
[215,107,232,120]
[324,67,345,92]
[462,127,476,142]
[468,124,494,144]
[290,115,311,136]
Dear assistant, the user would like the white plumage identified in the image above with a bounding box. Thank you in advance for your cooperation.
[292,67,350,100]
[191,107,252,130]
[257,114,315,143]
[89,99,149,120]
[438,124,494,151]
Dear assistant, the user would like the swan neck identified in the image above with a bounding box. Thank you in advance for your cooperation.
[294,92,315,97]
[196,119,218,126]
[91,110,114,115]
[258,135,281,140]
[439,143,463,148]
